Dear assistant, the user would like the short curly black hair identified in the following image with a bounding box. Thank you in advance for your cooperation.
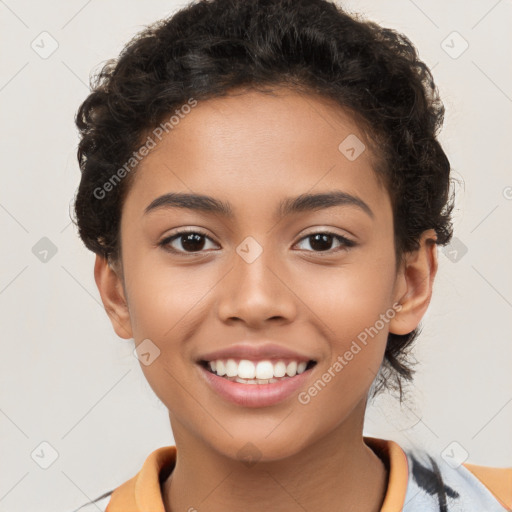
[72,0,454,400]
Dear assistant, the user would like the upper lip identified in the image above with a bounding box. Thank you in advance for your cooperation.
[197,342,316,363]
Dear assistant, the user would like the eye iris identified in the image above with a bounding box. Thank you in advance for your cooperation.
[181,233,205,252]
[310,233,333,251]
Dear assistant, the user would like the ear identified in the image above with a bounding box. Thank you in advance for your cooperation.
[94,254,133,339]
[389,229,438,335]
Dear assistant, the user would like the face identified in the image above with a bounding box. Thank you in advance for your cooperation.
[100,87,415,462]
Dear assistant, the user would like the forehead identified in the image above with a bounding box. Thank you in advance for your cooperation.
[123,88,390,220]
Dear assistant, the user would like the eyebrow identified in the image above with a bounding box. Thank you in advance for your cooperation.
[144,190,374,219]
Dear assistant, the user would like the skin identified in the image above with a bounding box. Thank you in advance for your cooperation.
[95,87,438,512]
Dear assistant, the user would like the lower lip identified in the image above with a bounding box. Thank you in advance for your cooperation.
[198,364,315,408]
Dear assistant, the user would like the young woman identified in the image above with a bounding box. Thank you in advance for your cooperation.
[71,0,511,510]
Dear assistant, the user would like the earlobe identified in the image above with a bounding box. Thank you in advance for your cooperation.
[389,229,438,336]
[94,254,133,340]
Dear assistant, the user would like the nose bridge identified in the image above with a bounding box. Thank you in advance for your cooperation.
[216,236,295,324]
[235,238,276,289]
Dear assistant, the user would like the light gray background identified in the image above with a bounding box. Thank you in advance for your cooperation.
[1,1,511,511]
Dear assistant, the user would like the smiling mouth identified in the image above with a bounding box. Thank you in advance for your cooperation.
[198,359,317,384]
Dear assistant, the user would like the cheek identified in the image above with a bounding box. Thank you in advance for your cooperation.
[125,255,212,340]
[292,252,396,390]
[331,271,395,347]
[123,256,217,399]
[295,251,396,338]
[295,279,393,420]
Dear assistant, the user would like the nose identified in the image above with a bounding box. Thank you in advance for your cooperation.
[216,245,297,328]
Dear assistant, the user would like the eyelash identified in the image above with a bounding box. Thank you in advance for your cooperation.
[158,228,356,256]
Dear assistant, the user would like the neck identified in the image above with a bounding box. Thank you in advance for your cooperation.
[162,403,388,512]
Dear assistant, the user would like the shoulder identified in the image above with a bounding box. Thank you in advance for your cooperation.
[401,442,512,512]
[70,445,176,511]
[70,490,113,512]
[463,461,512,510]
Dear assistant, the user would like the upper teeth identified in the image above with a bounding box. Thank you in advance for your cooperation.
[209,359,308,379]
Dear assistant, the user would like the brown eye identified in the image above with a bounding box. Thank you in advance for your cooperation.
[160,230,218,254]
[296,232,355,253]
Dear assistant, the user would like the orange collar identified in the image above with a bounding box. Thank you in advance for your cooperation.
[106,436,409,511]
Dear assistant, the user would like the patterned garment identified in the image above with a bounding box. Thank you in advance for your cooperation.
[71,437,512,512]
[402,446,510,511]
